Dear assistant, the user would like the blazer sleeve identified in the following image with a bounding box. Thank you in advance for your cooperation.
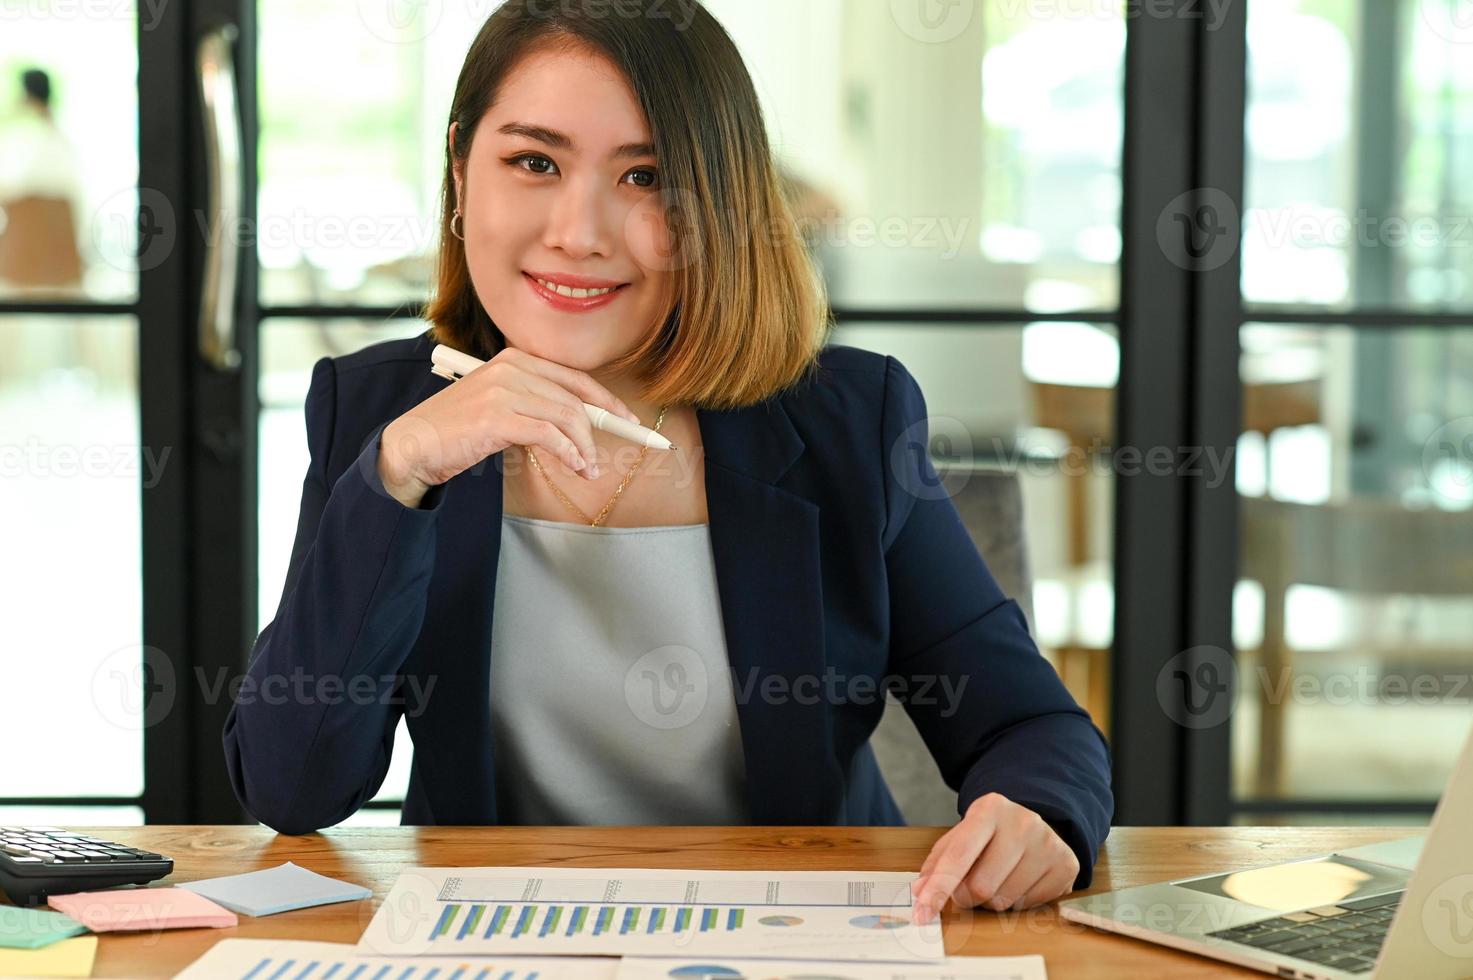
[879,354,1114,888]
[222,356,448,835]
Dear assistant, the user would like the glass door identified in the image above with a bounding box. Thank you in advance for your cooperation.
[0,0,257,824]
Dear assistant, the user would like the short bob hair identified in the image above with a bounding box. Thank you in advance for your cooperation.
[424,0,833,410]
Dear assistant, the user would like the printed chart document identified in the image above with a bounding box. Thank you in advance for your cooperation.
[615,955,1047,979]
[357,867,945,961]
[174,938,616,979]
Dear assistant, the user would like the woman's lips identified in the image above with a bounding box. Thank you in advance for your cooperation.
[523,272,629,313]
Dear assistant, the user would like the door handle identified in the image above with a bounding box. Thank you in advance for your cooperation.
[196,24,242,371]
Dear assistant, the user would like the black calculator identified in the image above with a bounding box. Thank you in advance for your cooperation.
[0,828,173,905]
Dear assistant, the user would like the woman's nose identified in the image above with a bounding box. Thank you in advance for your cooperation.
[542,180,616,258]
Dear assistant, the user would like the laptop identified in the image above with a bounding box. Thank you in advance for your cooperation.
[1059,723,1473,979]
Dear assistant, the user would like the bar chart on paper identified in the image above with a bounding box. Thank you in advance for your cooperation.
[172,939,617,980]
[357,868,944,962]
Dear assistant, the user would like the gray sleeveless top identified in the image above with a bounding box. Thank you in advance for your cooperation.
[488,514,749,824]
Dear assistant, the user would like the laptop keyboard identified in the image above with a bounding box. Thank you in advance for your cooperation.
[1206,890,1402,975]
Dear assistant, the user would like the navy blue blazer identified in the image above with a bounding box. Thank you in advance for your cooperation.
[223,329,1112,885]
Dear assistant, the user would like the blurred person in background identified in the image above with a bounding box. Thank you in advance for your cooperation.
[0,68,87,386]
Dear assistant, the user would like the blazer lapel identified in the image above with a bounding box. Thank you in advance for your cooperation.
[697,403,843,824]
[407,376,841,826]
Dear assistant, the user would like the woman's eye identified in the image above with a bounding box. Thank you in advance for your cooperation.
[506,154,656,188]
[509,154,557,175]
[626,168,659,189]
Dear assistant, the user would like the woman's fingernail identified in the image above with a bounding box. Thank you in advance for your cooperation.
[589,464,601,479]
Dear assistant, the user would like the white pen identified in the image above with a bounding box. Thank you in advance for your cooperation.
[428,343,677,451]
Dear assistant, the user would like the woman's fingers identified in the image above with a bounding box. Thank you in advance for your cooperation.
[497,347,642,426]
[497,376,604,478]
[911,815,996,923]
[496,402,593,477]
[984,839,1055,911]
[1017,860,1078,910]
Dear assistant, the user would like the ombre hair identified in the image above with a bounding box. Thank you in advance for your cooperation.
[423,0,833,410]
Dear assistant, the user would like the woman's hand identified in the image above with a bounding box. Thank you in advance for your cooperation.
[377,346,642,508]
[910,792,1079,921]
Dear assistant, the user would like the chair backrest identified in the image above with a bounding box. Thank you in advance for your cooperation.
[1240,494,1473,596]
[867,465,1035,825]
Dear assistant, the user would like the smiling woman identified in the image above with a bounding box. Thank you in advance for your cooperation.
[224,0,1112,924]
[424,0,832,414]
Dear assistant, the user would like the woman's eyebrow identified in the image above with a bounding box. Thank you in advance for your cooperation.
[497,121,654,159]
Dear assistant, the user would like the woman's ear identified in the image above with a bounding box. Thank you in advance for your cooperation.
[448,121,463,207]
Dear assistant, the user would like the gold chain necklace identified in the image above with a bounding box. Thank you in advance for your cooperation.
[524,405,669,527]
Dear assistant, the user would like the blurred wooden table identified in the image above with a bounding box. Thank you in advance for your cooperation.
[18,825,1412,978]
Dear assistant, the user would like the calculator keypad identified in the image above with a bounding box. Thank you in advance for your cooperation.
[0,828,164,866]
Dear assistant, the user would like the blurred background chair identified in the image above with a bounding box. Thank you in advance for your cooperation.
[869,463,1039,825]
[1239,494,1473,799]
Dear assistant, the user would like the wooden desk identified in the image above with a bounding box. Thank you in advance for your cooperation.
[38,825,1411,978]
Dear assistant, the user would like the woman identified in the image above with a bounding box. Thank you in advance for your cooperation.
[223,0,1112,920]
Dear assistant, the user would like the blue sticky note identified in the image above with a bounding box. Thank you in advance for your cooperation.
[176,862,372,917]
[0,906,87,950]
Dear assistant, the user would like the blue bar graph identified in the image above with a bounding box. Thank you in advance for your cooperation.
[234,961,556,980]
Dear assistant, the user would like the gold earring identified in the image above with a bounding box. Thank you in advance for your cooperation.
[450,209,464,241]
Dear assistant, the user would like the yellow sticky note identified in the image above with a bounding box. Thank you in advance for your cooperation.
[0,934,98,977]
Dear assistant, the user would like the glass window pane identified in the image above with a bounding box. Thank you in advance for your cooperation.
[833,321,1116,734]
[1234,323,1473,805]
[0,315,142,797]
[0,805,144,827]
[259,318,432,806]
[1243,1,1473,310]
[0,11,138,302]
[257,0,1123,312]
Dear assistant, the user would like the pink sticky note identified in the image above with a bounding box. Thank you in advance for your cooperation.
[48,888,238,932]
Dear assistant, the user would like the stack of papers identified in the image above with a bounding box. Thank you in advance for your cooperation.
[0,935,98,978]
[47,887,237,932]
[356,867,946,961]
[177,940,1048,979]
[0,906,87,949]
[178,861,372,916]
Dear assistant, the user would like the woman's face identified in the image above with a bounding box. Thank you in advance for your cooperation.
[452,44,676,375]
